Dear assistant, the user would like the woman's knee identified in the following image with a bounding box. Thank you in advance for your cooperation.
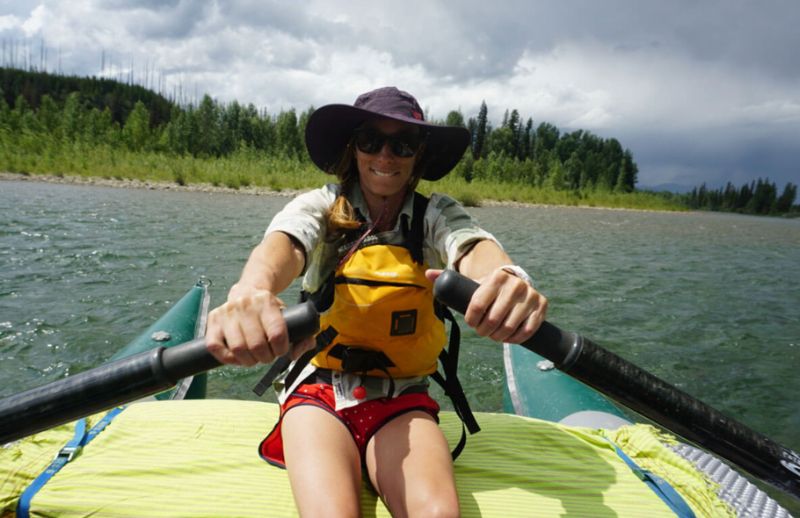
[403,489,460,518]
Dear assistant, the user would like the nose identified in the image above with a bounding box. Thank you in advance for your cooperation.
[376,141,395,160]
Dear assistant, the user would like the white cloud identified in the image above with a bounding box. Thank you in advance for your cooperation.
[0,14,21,32]
[21,4,48,36]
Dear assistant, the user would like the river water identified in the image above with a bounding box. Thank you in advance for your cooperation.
[2,179,799,457]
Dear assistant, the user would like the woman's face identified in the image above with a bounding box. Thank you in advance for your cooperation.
[354,118,421,202]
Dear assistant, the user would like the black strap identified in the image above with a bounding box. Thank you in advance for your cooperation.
[328,345,397,398]
[429,307,480,460]
[406,192,428,264]
[252,326,339,397]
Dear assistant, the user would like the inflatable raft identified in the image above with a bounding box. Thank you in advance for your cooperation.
[0,278,795,517]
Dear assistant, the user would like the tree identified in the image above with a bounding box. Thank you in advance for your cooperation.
[122,100,151,150]
[521,117,533,160]
[721,182,738,210]
[275,108,302,158]
[194,94,221,156]
[85,107,115,144]
[535,122,559,153]
[36,94,60,134]
[61,92,84,141]
[472,101,488,159]
[614,150,638,192]
[774,182,797,213]
[163,106,194,155]
[296,106,314,160]
[564,152,583,191]
[745,178,777,214]
[547,155,566,190]
[0,96,10,132]
[445,109,465,128]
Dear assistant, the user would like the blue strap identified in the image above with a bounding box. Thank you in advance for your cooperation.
[607,439,696,518]
[17,407,125,518]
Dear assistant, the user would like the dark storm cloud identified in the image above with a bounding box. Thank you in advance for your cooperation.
[432,1,800,82]
[621,129,800,189]
[98,0,212,39]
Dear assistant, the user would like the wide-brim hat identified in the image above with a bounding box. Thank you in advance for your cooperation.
[305,87,470,181]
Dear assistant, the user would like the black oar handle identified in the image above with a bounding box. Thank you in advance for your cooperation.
[160,302,321,379]
[0,302,319,445]
[434,269,800,501]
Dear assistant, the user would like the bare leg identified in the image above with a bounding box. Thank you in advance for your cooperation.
[365,411,460,518]
[282,405,363,518]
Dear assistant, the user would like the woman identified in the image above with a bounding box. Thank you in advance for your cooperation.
[206,86,547,517]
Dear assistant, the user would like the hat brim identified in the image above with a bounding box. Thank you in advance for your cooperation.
[305,104,470,181]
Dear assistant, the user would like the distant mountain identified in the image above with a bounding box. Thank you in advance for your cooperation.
[638,182,694,194]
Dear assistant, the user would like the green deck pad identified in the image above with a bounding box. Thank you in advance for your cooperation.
[1,400,732,517]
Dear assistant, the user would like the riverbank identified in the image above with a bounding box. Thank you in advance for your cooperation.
[0,171,304,197]
[0,171,688,214]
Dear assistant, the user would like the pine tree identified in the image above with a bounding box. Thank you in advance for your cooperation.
[473,101,488,159]
[775,182,797,213]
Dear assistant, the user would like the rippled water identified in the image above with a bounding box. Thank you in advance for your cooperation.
[2,180,799,456]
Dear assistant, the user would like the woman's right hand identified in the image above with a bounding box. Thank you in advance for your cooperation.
[205,285,315,367]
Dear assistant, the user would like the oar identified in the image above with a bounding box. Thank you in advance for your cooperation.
[0,302,319,445]
[433,269,800,501]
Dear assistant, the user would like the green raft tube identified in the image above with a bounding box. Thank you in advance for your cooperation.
[0,280,793,517]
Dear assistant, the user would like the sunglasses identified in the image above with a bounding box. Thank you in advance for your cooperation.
[354,127,424,158]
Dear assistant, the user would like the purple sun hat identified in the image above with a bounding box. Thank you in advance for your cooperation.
[305,87,470,181]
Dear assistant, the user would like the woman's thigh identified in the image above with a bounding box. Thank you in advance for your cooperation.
[365,411,459,518]
[282,405,363,517]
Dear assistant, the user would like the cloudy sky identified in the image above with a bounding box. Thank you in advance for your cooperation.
[1,0,798,189]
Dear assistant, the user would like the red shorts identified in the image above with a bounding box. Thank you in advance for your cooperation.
[259,382,440,468]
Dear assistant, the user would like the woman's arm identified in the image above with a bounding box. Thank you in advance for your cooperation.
[205,231,313,366]
[440,239,548,344]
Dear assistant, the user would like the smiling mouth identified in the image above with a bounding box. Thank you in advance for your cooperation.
[372,168,398,177]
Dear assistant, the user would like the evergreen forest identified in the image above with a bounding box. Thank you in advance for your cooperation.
[1,67,796,216]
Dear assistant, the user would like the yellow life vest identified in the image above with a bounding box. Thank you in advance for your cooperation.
[310,242,447,378]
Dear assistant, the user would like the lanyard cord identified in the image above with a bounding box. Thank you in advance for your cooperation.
[337,200,388,269]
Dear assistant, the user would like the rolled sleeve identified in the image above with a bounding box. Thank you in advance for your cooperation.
[425,193,500,269]
[265,185,337,270]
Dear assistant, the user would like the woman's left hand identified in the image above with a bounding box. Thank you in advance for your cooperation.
[426,268,547,344]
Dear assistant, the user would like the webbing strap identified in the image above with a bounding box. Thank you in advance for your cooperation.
[253,327,339,397]
[606,438,696,518]
[428,308,480,461]
[17,406,125,518]
[407,193,428,264]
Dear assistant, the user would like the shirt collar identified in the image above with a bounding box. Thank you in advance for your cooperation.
[346,183,415,231]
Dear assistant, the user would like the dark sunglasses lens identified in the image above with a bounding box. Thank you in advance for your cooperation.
[388,138,417,157]
[355,129,420,157]
[355,130,384,154]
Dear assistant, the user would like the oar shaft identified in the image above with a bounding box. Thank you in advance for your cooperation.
[0,302,319,444]
[433,269,800,500]
[0,348,173,444]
